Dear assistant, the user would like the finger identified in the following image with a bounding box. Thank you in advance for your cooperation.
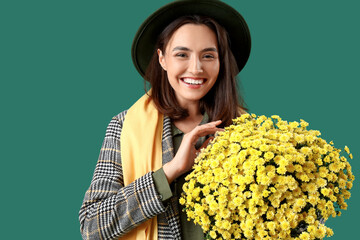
[195,137,214,155]
[193,124,223,138]
[197,120,222,131]
[188,124,222,145]
[203,120,222,127]
[200,136,214,149]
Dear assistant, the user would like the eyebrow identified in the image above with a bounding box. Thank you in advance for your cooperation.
[172,46,218,52]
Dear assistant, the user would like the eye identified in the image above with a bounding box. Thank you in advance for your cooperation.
[203,54,215,59]
[175,53,188,58]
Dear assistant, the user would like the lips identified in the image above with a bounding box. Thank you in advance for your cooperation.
[181,77,206,85]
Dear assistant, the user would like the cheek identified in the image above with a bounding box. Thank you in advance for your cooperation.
[165,63,179,84]
[208,62,220,78]
[166,61,185,77]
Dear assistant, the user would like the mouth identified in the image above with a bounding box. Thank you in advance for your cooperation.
[180,77,207,85]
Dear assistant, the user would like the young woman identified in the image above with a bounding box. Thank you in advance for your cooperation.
[79,1,251,239]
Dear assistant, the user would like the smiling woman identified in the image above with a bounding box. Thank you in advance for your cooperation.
[79,1,250,240]
[147,15,246,126]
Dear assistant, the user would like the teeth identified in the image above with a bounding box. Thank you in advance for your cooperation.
[183,78,204,85]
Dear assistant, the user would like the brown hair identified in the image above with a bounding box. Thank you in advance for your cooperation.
[144,15,247,127]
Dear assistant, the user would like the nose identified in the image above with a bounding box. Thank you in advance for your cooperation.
[188,55,203,74]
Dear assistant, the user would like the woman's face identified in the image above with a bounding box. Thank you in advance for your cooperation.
[158,23,220,107]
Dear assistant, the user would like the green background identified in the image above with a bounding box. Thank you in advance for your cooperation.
[1,0,359,239]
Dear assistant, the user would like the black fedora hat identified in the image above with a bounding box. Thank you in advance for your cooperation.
[131,0,251,77]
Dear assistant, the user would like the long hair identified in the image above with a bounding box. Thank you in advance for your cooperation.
[145,15,247,127]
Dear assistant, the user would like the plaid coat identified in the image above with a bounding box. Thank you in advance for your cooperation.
[79,110,182,240]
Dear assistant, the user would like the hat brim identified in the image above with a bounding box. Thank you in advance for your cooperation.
[131,0,251,77]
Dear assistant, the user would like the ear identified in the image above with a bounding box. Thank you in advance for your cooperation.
[157,49,167,71]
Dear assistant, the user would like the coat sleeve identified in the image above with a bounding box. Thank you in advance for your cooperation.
[79,111,167,240]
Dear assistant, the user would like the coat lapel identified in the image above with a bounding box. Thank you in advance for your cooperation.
[161,116,181,240]
[162,116,175,165]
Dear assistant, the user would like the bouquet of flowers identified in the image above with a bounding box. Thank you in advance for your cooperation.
[180,114,354,240]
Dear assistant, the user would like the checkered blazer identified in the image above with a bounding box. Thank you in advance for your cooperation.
[79,110,182,240]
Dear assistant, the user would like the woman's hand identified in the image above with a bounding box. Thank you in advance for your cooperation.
[163,120,223,184]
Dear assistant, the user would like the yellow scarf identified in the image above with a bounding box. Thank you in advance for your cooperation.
[120,92,163,240]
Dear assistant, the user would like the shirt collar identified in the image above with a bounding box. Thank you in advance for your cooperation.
[171,112,209,137]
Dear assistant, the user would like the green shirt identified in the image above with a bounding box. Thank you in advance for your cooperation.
[153,113,209,240]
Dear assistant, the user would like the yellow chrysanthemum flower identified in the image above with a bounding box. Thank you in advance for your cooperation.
[209,230,217,239]
[344,145,350,154]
